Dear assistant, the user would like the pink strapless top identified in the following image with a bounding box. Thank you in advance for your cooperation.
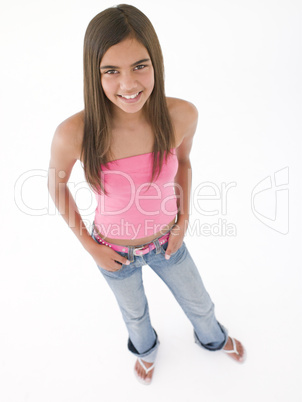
[93,148,179,240]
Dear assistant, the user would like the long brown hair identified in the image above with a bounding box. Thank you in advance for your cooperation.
[81,4,175,194]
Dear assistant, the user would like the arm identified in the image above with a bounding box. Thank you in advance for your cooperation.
[165,101,198,258]
[47,119,130,270]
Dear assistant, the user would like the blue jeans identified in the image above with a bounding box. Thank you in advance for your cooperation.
[91,232,228,363]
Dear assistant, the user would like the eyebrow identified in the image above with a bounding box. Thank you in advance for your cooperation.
[100,58,151,70]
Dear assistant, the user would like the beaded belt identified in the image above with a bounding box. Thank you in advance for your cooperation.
[93,226,170,256]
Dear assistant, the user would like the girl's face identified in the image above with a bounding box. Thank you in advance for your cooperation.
[100,37,155,116]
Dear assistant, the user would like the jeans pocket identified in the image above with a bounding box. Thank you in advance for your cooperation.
[97,251,130,278]
[91,233,129,277]
[98,262,124,277]
[160,240,185,256]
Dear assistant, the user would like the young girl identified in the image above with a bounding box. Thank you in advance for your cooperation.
[48,4,245,385]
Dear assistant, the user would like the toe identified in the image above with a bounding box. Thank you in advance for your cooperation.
[234,340,245,362]
[145,368,154,383]
[135,359,155,383]
[135,361,144,379]
[237,341,245,362]
[224,337,246,363]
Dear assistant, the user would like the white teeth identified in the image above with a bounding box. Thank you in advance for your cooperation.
[120,92,140,99]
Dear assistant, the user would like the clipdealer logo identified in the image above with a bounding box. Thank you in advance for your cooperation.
[251,167,289,235]
[13,166,290,236]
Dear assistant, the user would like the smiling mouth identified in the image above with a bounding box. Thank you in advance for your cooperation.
[118,91,142,100]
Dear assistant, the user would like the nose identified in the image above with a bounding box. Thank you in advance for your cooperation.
[119,72,137,92]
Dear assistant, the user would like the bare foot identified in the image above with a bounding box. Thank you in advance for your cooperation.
[134,358,155,384]
[223,336,246,363]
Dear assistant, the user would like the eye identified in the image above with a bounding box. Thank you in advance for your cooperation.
[134,64,147,71]
[105,69,118,75]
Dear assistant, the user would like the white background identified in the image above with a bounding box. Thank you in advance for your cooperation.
[1,0,301,401]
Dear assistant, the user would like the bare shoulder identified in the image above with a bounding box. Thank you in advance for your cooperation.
[166,97,198,146]
[52,110,84,160]
[166,97,198,119]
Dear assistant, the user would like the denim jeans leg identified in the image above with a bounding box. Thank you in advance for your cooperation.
[91,232,159,363]
[146,241,228,351]
[98,265,159,363]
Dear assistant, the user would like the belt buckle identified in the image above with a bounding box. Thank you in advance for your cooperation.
[133,244,149,256]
